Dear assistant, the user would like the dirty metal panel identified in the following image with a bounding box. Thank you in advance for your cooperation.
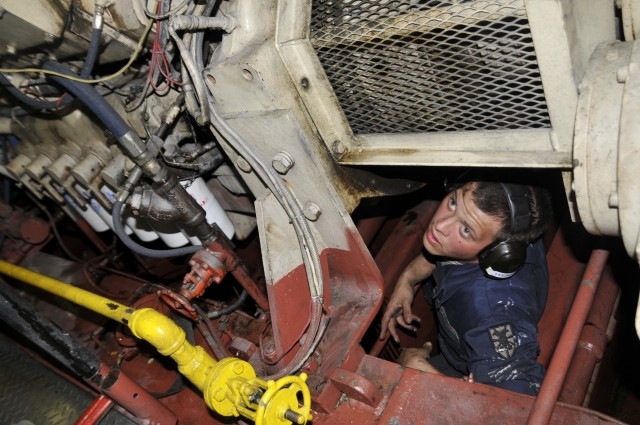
[310,0,550,134]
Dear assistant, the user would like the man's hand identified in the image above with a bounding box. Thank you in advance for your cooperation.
[398,342,442,374]
[379,253,435,342]
[379,279,421,343]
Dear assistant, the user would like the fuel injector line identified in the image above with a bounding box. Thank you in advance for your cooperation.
[0,260,312,425]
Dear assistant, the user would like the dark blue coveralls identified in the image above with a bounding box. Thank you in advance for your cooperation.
[424,239,548,396]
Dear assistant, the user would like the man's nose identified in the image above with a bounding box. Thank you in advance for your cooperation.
[434,214,455,235]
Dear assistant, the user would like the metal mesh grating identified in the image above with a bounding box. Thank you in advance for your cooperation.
[310,0,550,134]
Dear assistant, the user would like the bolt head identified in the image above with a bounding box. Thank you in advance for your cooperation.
[303,202,321,221]
[272,151,295,174]
[214,388,226,402]
[236,157,252,173]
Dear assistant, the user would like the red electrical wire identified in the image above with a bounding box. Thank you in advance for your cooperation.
[147,3,183,93]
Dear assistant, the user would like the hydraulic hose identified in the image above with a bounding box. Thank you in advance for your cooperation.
[112,200,202,258]
[81,27,103,78]
[190,0,218,70]
[207,289,248,319]
[168,14,236,126]
[43,62,130,137]
[0,73,60,110]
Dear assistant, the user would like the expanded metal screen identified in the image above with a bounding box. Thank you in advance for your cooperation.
[310,0,550,134]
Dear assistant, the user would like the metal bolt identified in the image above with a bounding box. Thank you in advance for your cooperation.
[300,77,310,90]
[272,151,295,174]
[236,157,252,173]
[232,362,245,375]
[332,140,347,155]
[214,388,226,402]
[249,390,263,405]
[284,409,305,424]
[303,202,321,221]
[263,343,276,356]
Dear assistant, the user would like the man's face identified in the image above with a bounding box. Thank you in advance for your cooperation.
[423,183,503,262]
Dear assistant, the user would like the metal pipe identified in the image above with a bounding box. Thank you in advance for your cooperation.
[98,364,177,424]
[74,395,113,425]
[526,249,610,425]
[559,267,619,405]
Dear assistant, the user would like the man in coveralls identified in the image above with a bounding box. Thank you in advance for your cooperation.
[379,178,553,396]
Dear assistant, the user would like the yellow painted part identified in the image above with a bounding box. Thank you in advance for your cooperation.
[0,260,132,324]
[129,308,217,390]
[0,260,312,425]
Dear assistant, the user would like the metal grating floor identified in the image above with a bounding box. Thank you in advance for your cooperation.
[310,0,550,134]
[0,334,135,425]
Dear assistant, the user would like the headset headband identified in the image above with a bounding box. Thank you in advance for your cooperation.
[500,183,531,234]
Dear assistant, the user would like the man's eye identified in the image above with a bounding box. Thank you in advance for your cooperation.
[461,227,471,237]
[448,197,456,208]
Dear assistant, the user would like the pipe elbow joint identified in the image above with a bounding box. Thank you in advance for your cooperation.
[129,308,186,357]
[129,187,183,222]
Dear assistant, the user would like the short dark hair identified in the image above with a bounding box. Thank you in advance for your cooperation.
[469,181,552,244]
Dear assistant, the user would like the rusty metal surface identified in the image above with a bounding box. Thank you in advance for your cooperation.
[312,354,624,425]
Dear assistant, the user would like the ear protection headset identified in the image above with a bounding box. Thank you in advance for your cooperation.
[477,183,531,279]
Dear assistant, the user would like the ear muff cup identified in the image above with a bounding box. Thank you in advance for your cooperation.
[478,239,527,279]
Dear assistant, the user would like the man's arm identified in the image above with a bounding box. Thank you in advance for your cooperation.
[463,319,544,396]
[379,253,436,342]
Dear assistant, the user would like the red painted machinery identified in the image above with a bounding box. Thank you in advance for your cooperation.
[0,1,638,424]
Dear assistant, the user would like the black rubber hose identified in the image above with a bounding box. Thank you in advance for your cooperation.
[112,200,202,258]
[43,61,131,138]
[0,73,60,110]
[190,0,218,69]
[0,27,103,114]
[206,289,248,319]
[80,27,103,78]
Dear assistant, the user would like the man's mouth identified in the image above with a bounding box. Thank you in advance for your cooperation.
[426,228,440,246]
